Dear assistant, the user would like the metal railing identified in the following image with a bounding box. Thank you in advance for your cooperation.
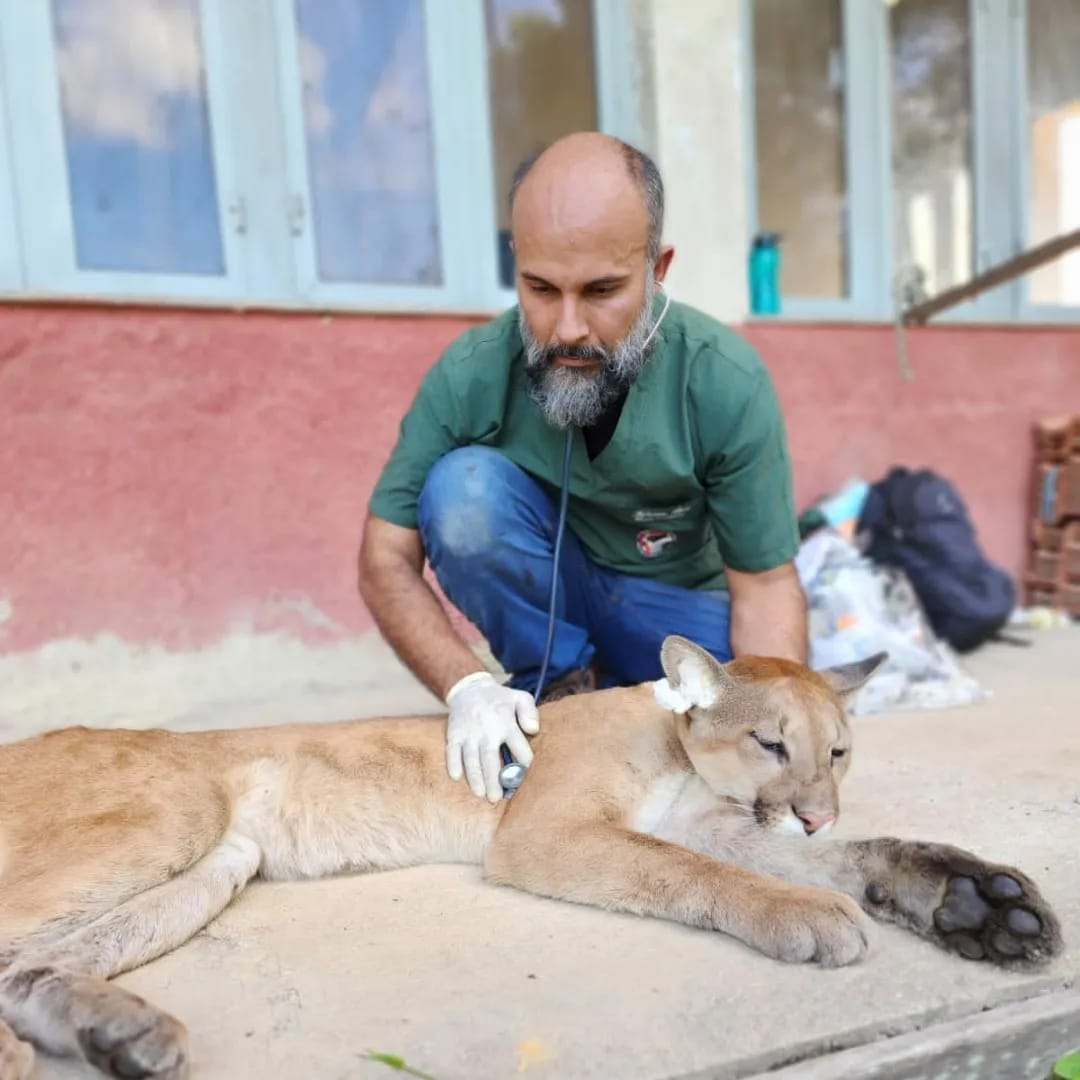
[901,227,1080,325]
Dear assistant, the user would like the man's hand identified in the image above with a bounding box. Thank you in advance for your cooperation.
[445,672,539,803]
[726,560,807,663]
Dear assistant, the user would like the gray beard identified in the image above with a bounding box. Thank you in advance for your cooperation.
[520,280,658,429]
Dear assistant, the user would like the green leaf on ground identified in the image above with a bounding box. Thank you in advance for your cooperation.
[362,1050,440,1080]
[1053,1049,1080,1079]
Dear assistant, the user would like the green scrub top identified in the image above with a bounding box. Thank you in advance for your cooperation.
[368,297,800,591]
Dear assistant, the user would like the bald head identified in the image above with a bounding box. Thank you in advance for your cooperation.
[509,133,664,261]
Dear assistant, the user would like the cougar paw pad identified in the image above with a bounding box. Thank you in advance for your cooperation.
[934,876,991,932]
[988,873,1024,900]
[932,869,1060,969]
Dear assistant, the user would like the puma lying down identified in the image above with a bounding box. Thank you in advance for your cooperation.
[0,637,1062,1079]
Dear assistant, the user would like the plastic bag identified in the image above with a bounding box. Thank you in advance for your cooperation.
[796,528,989,715]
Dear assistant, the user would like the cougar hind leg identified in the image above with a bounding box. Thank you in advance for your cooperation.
[0,830,261,1079]
[0,767,233,968]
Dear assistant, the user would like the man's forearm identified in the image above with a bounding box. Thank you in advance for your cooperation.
[359,561,488,701]
[727,562,808,663]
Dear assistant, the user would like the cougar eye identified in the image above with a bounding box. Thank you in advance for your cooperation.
[751,732,786,758]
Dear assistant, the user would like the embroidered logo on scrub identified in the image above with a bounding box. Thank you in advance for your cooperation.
[636,529,677,558]
[632,503,692,524]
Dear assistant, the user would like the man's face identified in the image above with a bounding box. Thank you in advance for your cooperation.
[511,173,673,428]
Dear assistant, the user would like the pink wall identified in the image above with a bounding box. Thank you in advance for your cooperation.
[1,303,1077,655]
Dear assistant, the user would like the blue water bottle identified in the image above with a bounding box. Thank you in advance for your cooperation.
[749,232,782,315]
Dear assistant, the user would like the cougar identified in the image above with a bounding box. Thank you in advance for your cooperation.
[0,637,1061,1079]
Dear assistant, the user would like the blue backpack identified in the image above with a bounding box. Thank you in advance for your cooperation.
[856,467,1017,653]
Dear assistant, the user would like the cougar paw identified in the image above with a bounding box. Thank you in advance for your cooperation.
[760,887,874,968]
[932,868,1061,969]
[77,997,189,1080]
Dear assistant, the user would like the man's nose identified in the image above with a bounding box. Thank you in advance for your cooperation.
[796,810,835,835]
[555,299,589,345]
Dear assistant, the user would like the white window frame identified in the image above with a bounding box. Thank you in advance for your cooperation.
[0,0,249,302]
[744,0,1080,325]
[0,21,22,290]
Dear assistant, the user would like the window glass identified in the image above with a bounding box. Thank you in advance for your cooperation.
[295,0,441,285]
[1027,0,1080,306]
[484,0,598,287]
[51,0,225,275]
[890,0,973,297]
[752,0,848,300]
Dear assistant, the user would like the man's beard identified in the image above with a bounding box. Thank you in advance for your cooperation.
[520,279,658,429]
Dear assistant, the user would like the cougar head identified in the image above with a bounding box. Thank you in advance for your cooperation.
[654,636,887,838]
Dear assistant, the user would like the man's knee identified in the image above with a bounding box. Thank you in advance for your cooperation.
[417,447,518,561]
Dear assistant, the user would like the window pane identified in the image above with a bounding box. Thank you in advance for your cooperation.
[890,0,973,297]
[295,0,441,286]
[1027,0,1080,306]
[752,0,847,300]
[50,0,224,275]
[485,0,598,288]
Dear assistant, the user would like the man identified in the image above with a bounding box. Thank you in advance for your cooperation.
[358,132,806,804]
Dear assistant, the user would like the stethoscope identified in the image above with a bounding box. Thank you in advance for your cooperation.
[497,281,673,797]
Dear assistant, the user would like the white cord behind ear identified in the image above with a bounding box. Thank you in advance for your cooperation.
[641,281,671,351]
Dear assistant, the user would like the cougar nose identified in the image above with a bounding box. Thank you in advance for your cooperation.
[797,810,834,836]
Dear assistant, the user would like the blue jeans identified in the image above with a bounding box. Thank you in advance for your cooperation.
[417,447,732,694]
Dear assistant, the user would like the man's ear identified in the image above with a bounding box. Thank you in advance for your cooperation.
[819,651,889,700]
[653,244,675,283]
[654,635,734,714]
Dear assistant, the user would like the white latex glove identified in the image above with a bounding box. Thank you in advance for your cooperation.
[445,672,540,803]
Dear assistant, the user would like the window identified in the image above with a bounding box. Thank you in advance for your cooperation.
[50,0,226,276]
[1026,0,1080,308]
[0,0,635,312]
[751,0,848,301]
[890,0,973,297]
[0,0,244,299]
[484,0,600,288]
[746,0,1080,322]
[291,0,442,287]
[6,0,1069,322]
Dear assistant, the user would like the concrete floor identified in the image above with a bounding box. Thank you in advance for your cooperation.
[11,626,1080,1080]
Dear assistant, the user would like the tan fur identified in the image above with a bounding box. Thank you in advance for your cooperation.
[0,637,1062,1079]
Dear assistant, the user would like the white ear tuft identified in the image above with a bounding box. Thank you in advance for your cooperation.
[653,677,693,713]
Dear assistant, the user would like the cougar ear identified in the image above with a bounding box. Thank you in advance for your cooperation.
[819,651,889,700]
[654,635,734,714]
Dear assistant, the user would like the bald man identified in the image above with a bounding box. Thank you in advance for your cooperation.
[359,133,806,803]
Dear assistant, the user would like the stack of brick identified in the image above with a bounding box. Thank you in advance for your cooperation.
[1026,413,1080,615]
